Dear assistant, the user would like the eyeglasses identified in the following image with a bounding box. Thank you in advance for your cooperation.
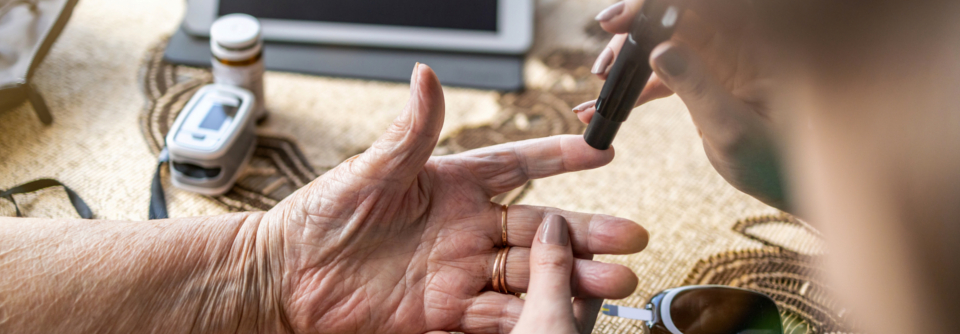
[602,285,783,334]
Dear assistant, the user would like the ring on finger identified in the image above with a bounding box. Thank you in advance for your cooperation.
[492,247,504,293]
[501,204,509,246]
[496,247,520,297]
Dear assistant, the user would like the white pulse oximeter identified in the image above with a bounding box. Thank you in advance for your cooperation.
[165,84,257,196]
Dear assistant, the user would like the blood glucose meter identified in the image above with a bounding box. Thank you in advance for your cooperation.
[165,84,257,196]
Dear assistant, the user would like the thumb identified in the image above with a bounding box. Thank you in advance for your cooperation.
[649,42,754,141]
[514,215,578,333]
[351,63,445,182]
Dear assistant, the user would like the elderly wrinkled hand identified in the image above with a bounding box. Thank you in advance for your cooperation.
[256,64,648,333]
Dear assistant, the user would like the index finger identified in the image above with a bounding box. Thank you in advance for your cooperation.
[437,135,614,198]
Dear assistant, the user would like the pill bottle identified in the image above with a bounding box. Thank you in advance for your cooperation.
[210,14,266,121]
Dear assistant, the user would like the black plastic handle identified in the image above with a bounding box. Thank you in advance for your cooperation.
[584,0,683,150]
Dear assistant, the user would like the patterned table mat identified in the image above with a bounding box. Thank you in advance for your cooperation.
[0,0,859,332]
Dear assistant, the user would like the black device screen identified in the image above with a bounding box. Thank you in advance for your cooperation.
[219,0,499,32]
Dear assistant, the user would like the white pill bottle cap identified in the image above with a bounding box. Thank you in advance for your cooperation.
[210,14,263,62]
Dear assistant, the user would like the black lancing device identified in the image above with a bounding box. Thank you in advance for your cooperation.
[584,0,683,150]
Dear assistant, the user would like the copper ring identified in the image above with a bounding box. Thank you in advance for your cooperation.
[496,247,520,296]
[501,204,509,246]
[492,247,505,293]
[498,247,509,293]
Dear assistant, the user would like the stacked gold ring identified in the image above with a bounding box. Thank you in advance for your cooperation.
[492,247,519,296]
[492,205,520,297]
[501,204,509,246]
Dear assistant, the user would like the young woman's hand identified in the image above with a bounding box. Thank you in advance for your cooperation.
[579,0,789,211]
[509,215,604,334]
[260,64,647,334]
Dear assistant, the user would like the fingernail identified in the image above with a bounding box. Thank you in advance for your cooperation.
[573,100,597,113]
[540,215,569,246]
[592,47,614,75]
[653,47,687,77]
[411,62,421,86]
[595,1,626,22]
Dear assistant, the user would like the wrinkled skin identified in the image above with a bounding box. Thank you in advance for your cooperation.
[261,65,648,334]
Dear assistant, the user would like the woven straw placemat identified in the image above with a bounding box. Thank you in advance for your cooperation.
[0,0,858,332]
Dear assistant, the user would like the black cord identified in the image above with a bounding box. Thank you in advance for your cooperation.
[148,148,170,220]
[1,178,94,219]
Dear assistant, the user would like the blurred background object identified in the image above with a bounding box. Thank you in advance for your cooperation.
[209,13,266,120]
[0,0,79,124]
[165,0,534,90]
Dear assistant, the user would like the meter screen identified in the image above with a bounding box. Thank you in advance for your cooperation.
[199,103,238,130]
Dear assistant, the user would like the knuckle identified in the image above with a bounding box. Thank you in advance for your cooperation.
[535,253,571,272]
[463,150,526,188]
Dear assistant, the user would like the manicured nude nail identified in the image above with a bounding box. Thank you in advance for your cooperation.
[573,100,597,113]
[595,1,626,22]
[592,47,614,75]
[540,215,569,246]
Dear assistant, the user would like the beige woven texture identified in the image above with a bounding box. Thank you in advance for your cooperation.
[0,0,791,332]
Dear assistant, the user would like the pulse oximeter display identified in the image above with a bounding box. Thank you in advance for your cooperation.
[165,84,257,196]
[172,91,247,152]
[199,103,238,131]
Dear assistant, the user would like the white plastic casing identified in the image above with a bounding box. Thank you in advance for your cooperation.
[166,84,257,195]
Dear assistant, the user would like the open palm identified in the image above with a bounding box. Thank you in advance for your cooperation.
[261,65,648,334]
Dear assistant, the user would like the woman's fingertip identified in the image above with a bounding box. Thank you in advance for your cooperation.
[592,47,615,75]
[595,1,626,22]
[651,44,688,78]
[540,215,570,246]
[573,100,598,113]
[576,107,595,124]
